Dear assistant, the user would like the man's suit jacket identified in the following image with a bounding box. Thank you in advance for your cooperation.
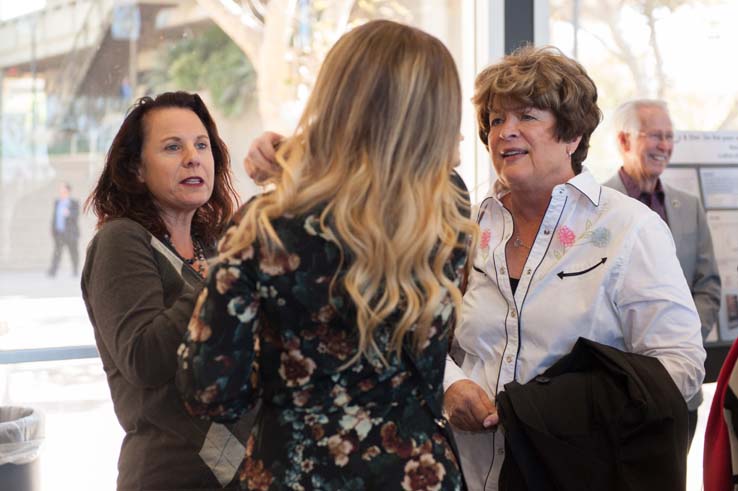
[604,174,721,341]
[51,198,80,240]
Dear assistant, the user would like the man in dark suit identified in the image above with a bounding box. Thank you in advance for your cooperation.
[48,182,80,277]
[604,99,721,448]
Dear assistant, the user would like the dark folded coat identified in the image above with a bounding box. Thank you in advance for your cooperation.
[497,337,688,491]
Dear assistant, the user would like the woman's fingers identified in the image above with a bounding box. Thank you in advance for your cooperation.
[244,131,284,184]
[444,380,498,432]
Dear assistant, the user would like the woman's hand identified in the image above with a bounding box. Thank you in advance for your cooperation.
[244,131,284,184]
[443,379,499,432]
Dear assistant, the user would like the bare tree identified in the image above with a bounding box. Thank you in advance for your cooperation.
[551,0,709,98]
[195,0,411,130]
[550,0,735,127]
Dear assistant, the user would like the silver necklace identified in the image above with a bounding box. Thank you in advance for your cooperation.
[513,235,531,249]
[507,201,533,250]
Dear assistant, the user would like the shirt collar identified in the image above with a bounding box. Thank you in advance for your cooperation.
[618,166,664,198]
[489,166,601,207]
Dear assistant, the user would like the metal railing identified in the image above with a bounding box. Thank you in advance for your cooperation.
[0,346,99,364]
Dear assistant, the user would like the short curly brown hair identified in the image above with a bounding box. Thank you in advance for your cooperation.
[87,91,238,245]
[473,45,602,174]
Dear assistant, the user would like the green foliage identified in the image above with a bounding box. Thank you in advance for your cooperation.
[149,25,256,117]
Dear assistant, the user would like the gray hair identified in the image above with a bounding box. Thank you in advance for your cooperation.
[611,99,670,135]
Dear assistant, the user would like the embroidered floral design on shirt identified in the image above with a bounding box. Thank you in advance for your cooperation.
[553,220,612,259]
[590,227,611,248]
[480,229,492,259]
[558,226,575,248]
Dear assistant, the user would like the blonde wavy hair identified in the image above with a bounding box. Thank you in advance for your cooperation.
[220,20,477,365]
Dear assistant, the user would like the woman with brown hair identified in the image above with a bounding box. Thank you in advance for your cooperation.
[177,20,476,490]
[442,46,705,489]
[82,91,248,489]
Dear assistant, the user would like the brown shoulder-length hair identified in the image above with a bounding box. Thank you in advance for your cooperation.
[473,45,602,174]
[86,91,238,244]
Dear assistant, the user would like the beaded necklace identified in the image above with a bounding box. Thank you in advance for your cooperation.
[163,234,207,277]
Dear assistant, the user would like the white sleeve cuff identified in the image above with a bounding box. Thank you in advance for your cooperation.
[443,354,471,392]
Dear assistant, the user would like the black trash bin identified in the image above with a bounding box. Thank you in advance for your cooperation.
[0,407,44,491]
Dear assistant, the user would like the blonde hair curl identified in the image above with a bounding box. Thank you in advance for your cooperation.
[221,20,477,365]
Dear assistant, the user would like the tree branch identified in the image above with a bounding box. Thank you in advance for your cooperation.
[194,0,263,65]
[596,0,648,95]
[643,0,668,98]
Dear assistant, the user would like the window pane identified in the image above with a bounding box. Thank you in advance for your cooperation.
[0,0,480,275]
[549,0,738,181]
[0,2,479,490]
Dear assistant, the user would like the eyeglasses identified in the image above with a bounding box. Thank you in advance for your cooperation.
[637,131,675,143]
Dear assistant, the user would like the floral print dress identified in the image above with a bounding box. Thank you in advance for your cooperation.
[177,206,468,491]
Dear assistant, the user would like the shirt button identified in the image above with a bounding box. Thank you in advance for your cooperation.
[497,447,505,455]
[526,268,532,275]
[543,229,551,235]
[510,310,517,318]
[506,355,513,364]
[500,267,506,275]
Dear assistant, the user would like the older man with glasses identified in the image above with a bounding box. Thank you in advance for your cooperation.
[604,99,721,448]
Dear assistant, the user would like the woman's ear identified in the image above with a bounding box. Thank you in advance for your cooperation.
[136,163,146,184]
[569,135,583,154]
[564,135,582,157]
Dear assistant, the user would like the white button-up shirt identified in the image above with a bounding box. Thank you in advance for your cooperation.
[444,169,705,491]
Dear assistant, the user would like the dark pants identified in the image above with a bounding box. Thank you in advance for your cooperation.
[687,409,698,450]
[48,231,79,276]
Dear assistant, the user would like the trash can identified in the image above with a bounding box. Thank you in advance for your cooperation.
[0,407,44,491]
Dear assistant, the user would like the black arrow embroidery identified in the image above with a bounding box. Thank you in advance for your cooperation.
[557,258,607,279]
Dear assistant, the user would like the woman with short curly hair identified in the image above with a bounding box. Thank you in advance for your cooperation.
[442,46,704,489]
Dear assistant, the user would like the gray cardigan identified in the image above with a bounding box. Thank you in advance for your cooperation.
[82,218,250,490]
